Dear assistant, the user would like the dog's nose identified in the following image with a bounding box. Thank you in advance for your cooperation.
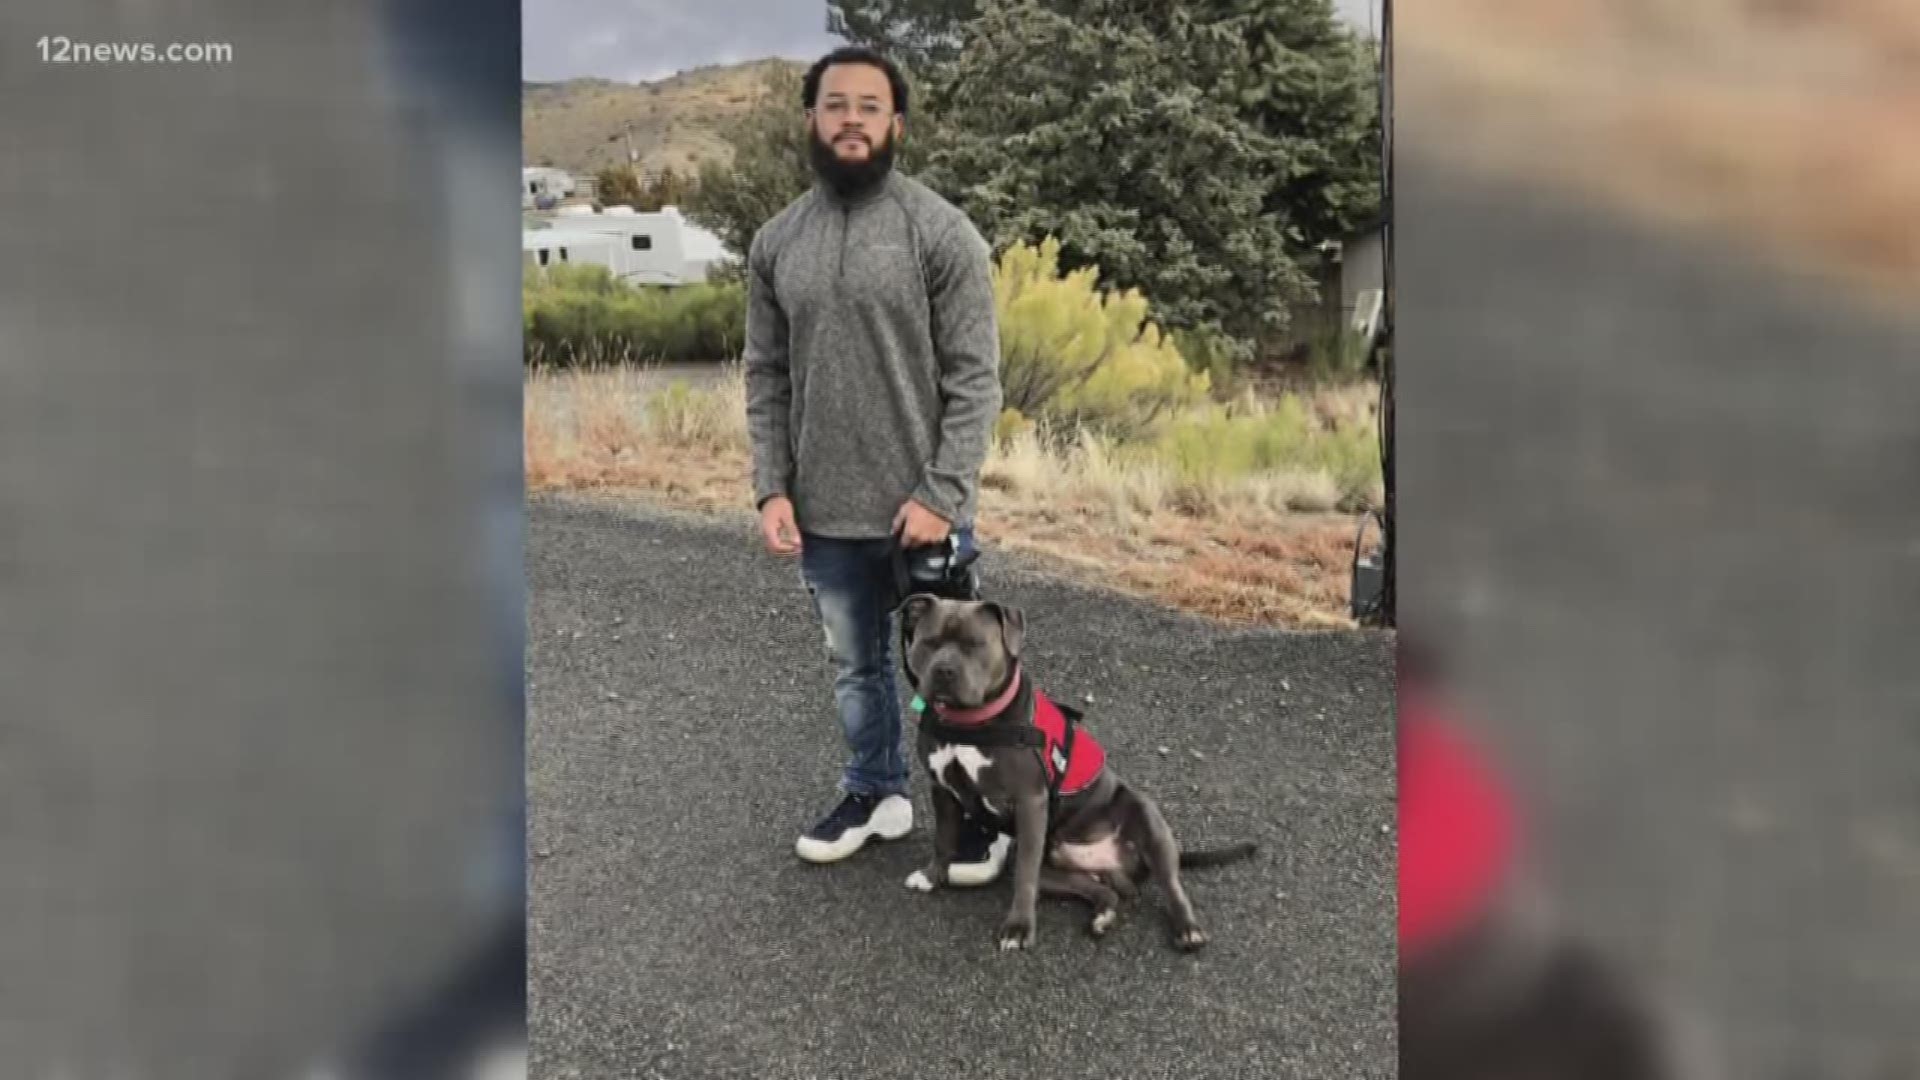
[924,665,957,700]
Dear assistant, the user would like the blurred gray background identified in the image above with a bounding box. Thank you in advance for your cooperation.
[1395,13,1920,1075]
[0,2,524,1075]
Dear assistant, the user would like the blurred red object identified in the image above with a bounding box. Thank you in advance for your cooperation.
[1398,668,1701,1080]
[1399,679,1519,964]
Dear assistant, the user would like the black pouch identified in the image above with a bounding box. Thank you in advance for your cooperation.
[889,534,982,606]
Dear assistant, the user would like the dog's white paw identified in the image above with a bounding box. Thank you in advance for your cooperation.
[905,870,935,892]
[1090,909,1117,937]
[997,921,1034,951]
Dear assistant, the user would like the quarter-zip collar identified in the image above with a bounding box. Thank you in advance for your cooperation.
[817,172,897,291]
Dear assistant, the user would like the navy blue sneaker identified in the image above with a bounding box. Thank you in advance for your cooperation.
[795,792,913,863]
[948,813,1012,886]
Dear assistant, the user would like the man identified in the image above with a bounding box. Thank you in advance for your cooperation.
[743,46,1009,881]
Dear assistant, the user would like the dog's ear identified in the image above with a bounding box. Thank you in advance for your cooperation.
[896,592,939,644]
[984,600,1025,659]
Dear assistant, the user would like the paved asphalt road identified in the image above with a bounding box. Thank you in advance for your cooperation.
[527,496,1397,1080]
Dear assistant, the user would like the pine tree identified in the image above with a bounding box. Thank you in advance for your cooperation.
[922,0,1380,356]
[826,0,980,69]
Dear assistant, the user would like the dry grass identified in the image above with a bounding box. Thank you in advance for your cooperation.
[525,365,1378,630]
[524,362,753,513]
[1401,0,1920,306]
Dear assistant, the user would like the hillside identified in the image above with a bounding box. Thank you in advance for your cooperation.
[522,58,802,179]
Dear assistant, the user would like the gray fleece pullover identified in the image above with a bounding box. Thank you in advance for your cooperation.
[743,171,1002,539]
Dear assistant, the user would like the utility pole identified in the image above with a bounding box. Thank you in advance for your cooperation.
[625,121,641,188]
[1351,0,1394,629]
[1377,0,1395,629]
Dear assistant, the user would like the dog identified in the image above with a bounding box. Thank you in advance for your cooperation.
[896,593,1257,952]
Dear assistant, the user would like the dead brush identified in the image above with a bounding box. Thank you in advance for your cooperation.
[525,366,1379,629]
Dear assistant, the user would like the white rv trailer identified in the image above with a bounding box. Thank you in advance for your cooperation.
[521,230,616,273]
[521,167,577,210]
[530,205,732,286]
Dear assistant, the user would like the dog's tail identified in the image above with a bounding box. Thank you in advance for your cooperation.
[1179,841,1258,869]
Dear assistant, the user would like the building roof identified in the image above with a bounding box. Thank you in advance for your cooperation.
[520,205,735,261]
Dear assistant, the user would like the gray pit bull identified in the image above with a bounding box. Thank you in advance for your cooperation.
[897,593,1257,952]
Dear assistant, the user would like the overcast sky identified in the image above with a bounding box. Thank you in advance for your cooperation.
[523,0,1384,84]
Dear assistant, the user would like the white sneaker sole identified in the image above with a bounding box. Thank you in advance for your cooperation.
[471,1044,528,1080]
[947,833,1012,887]
[795,795,914,863]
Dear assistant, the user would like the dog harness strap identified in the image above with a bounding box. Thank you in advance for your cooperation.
[1053,703,1079,787]
[1044,702,1078,830]
[911,679,1107,805]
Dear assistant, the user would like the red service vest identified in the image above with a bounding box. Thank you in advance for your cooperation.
[1031,689,1105,795]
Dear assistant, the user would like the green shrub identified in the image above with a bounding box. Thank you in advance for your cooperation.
[641,376,747,452]
[1170,326,1248,400]
[1304,322,1375,381]
[1147,394,1382,509]
[994,407,1037,445]
[526,262,623,298]
[994,237,1210,442]
[523,267,746,367]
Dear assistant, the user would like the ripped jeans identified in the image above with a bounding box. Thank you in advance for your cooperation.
[799,527,977,799]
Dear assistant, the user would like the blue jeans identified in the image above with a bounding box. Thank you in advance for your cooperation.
[800,526,976,799]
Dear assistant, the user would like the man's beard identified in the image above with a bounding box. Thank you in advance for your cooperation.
[809,128,895,199]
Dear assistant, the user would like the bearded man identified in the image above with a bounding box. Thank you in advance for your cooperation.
[742,46,1008,880]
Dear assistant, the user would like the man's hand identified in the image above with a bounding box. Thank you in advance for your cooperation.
[892,499,951,547]
[760,496,802,556]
